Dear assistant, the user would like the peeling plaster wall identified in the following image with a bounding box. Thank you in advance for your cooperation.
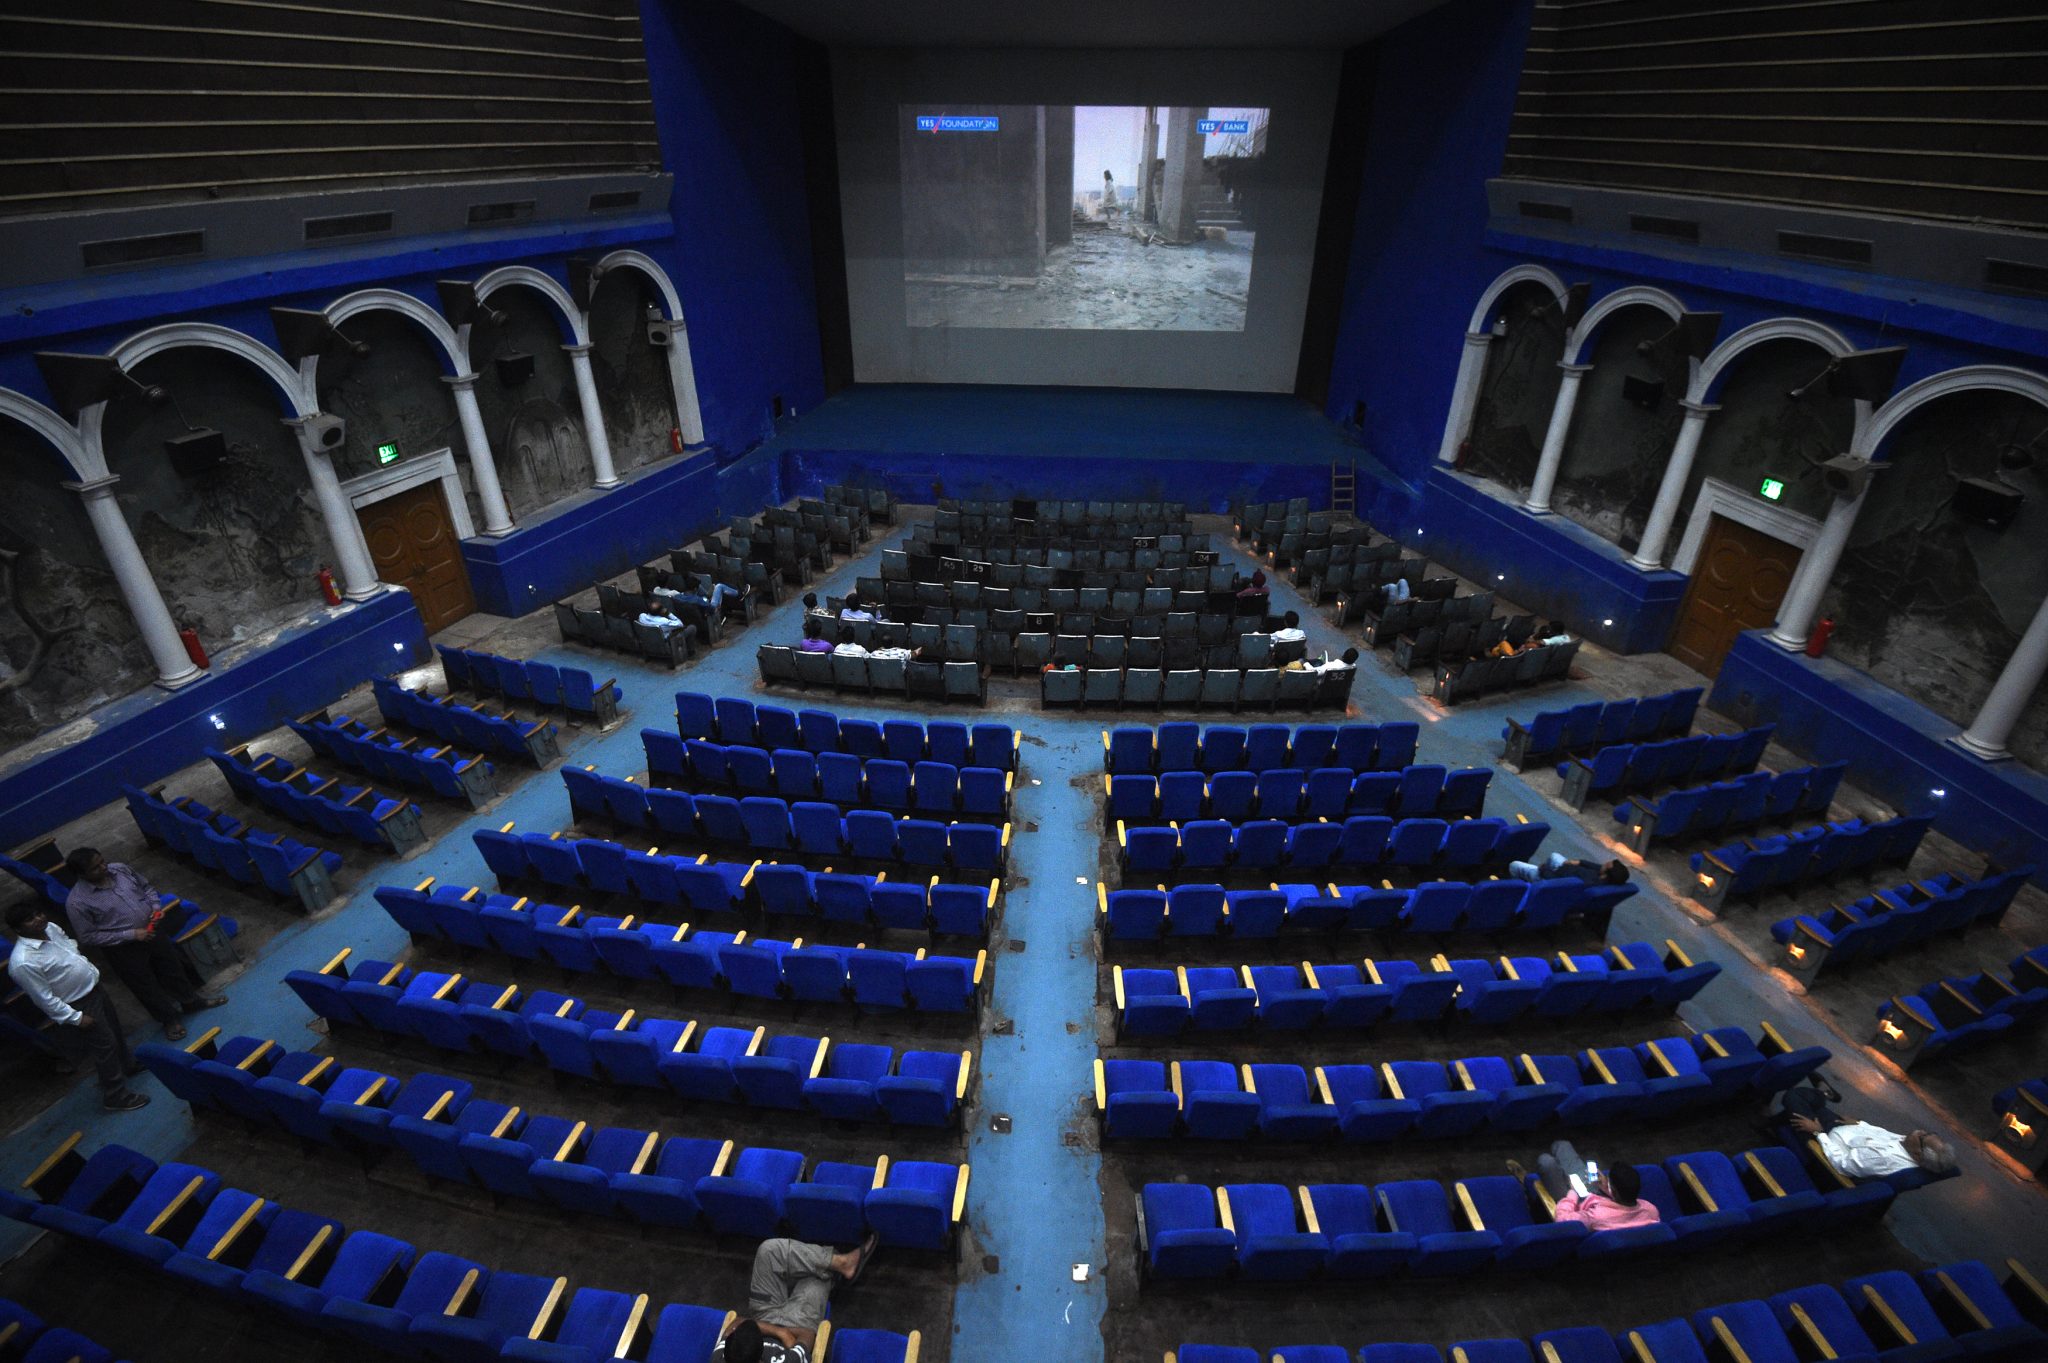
[100,349,336,651]
[1461,282,1564,495]
[465,285,592,521]
[314,311,478,523]
[1543,307,1689,554]
[0,423,153,749]
[1683,339,1853,530]
[1819,390,2048,770]
[589,268,677,474]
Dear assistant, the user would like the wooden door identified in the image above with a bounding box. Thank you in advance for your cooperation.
[1668,514,1803,676]
[358,481,476,633]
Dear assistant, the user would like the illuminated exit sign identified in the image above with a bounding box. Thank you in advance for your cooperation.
[1759,477,1785,502]
[377,441,401,465]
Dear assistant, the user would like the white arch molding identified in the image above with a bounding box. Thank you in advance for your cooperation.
[474,263,616,487]
[595,249,705,447]
[1852,363,2048,461]
[1690,317,1855,405]
[1525,286,1693,513]
[1438,264,1573,467]
[0,386,91,481]
[473,264,590,347]
[316,287,515,538]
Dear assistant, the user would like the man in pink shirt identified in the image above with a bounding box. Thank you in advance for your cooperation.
[1509,1140,1661,1232]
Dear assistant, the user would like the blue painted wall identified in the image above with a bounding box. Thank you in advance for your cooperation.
[1714,631,2048,886]
[0,589,429,847]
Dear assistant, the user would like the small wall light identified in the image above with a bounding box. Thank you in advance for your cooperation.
[208,713,226,730]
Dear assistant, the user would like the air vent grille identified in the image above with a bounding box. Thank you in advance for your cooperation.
[1518,200,1573,223]
[589,190,643,213]
[467,200,534,226]
[80,229,205,271]
[1984,258,2048,299]
[1629,214,1699,243]
[1778,231,1872,266]
[304,211,393,242]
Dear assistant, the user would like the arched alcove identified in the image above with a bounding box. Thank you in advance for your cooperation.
[313,310,472,516]
[1683,337,1856,528]
[0,419,150,750]
[1820,386,2048,768]
[99,348,337,647]
[1544,306,1690,551]
[467,284,593,519]
[1461,281,1568,494]
[587,265,678,475]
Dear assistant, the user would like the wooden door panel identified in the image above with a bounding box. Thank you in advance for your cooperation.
[1669,515,1803,677]
[358,481,476,634]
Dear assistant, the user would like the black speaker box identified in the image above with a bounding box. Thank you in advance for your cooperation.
[164,427,228,479]
[1621,374,1665,409]
[494,352,535,387]
[1954,476,2023,530]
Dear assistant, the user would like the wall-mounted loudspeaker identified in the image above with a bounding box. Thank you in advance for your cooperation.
[495,352,535,387]
[1820,454,1874,500]
[165,428,229,479]
[1621,374,1665,409]
[303,413,346,450]
[1954,476,2023,530]
[647,321,673,348]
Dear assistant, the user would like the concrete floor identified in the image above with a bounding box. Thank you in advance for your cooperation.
[1,506,2043,1363]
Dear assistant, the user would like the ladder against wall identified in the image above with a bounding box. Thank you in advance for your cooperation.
[1331,459,1357,515]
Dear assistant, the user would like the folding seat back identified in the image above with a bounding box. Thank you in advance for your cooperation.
[1389,818,1448,867]
[1104,889,1166,941]
[1338,816,1393,866]
[1401,881,1469,933]
[1178,1059,1261,1140]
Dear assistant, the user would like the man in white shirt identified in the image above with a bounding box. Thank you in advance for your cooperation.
[637,598,690,634]
[1270,611,1306,645]
[6,902,150,1111]
[1779,1083,1956,1181]
[831,626,869,658]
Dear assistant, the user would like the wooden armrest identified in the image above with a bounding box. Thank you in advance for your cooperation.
[1743,1151,1786,1198]
[952,1164,971,1222]
[1677,1163,1717,1214]
[443,1267,482,1318]
[146,1175,209,1235]
[283,1224,335,1282]
[184,1026,223,1056]
[205,1196,269,1261]
[20,1131,84,1194]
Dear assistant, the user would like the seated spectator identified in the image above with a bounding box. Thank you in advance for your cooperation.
[657,572,736,614]
[1235,570,1269,600]
[839,591,875,623]
[831,625,869,658]
[868,640,914,661]
[1044,654,1078,674]
[1287,647,1360,674]
[1507,853,1629,885]
[803,592,833,620]
[1490,635,1519,659]
[1271,611,1306,645]
[1385,577,1413,605]
[797,618,833,653]
[1536,620,1572,646]
[1776,1084,1958,1182]
[1508,1141,1660,1231]
[636,598,689,634]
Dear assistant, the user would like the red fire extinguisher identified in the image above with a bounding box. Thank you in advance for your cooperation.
[317,566,342,607]
[179,628,210,670]
[1806,616,1836,658]
[670,426,683,454]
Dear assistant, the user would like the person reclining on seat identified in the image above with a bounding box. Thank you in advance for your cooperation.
[1507,853,1629,885]
[655,571,737,615]
[636,597,690,635]
[1286,646,1360,674]
[1775,1082,1958,1182]
[713,1235,877,1362]
[1508,1140,1660,1231]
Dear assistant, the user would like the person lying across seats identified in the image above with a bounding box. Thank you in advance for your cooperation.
[1285,646,1360,674]
[1775,1081,1959,1181]
[1043,654,1078,674]
[655,571,738,615]
[1507,1140,1662,1231]
[1507,852,1630,886]
[713,1234,878,1362]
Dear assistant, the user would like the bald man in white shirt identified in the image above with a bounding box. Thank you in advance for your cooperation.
[1778,1082,1956,1181]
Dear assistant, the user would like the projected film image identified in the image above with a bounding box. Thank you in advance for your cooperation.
[901,105,1270,332]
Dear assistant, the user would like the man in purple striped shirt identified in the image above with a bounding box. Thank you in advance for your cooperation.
[62,847,226,1041]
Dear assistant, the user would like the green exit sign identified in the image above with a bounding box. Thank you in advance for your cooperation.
[376,442,401,465]
[1759,477,1785,502]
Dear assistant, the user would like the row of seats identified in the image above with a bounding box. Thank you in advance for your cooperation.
[123,783,341,914]
[1104,721,1420,775]
[1043,664,1355,712]
[854,571,1238,616]
[1390,613,1540,673]
[284,949,970,1128]
[674,694,1018,769]
[1771,867,2034,980]
[1105,764,1490,827]
[1502,687,1706,771]
[939,495,1186,521]
[1357,590,1494,647]
[823,482,897,522]
[1995,1078,2046,1172]
[1431,641,1583,705]
[373,879,990,1009]
[1614,761,1847,851]
[1161,1256,2048,1363]
[1689,814,1934,909]
[553,598,699,666]
[1,1136,921,1363]
[560,771,1012,873]
[1297,547,1408,602]
[138,1031,966,1251]
[1012,629,1306,675]
[371,676,563,768]
[1560,725,1778,809]
[1093,1023,1828,1142]
[1117,814,1551,876]
[473,826,999,930]
[288,712,497,810]
[1871,947,2048,1067]
[435,645,623,727]
[1333,574,1457,626]
[1113,941,1716,1036]
[665,546,787,607]
[206,745,423,853]
[1100,876,1635,941]
[1139,1137,1894,1281]
[754,647,988,705]
[644,731,1013,818]
[0,1297,128,1363]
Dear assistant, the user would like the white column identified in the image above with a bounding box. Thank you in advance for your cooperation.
[563,342,620,489]
[662,325,706,448]
[66,475,202,689]
[1524,362,1590,513]
[288,417,382,601]
[1954,594,2048,761]
[1768,483,1868,650]
[1629,399,1717,570]
[1436,331,1495,465]
[443,373,514,537]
